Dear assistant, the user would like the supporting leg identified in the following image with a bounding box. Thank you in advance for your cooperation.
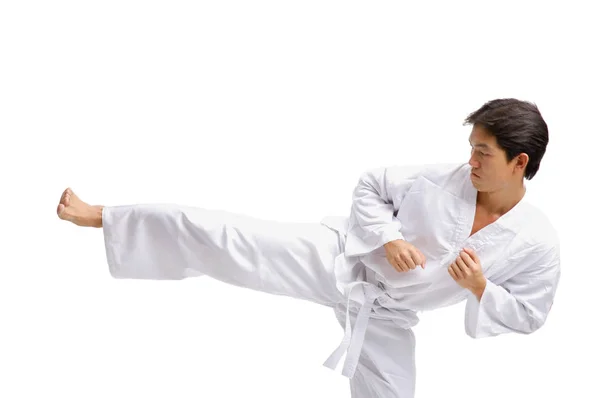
[335,307,417,398]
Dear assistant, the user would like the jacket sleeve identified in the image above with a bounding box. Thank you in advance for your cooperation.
[464,242,561,338]
[344,163,455,257]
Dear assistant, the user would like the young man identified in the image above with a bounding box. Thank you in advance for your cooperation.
[57,98,560,398]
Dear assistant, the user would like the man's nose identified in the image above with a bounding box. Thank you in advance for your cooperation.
[469,156,479,168]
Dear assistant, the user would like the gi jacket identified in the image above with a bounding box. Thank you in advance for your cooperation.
[321,162,561,338]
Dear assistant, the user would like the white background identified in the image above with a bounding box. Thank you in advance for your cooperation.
[1,1,598,397]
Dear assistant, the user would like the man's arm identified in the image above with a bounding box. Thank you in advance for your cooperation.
[344,162,458,257]
[464,243,561,338]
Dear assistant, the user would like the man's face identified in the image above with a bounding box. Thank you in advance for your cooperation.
[468,124,517,192]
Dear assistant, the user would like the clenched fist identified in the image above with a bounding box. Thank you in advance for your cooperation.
[383,239,426,272]
[448,248,486,295]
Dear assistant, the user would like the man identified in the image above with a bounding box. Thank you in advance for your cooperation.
[57,98,560,397]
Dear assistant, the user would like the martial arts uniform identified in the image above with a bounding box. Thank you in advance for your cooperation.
[101,162,561,397]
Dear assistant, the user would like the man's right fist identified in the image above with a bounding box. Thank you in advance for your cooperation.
[383,239,426,272]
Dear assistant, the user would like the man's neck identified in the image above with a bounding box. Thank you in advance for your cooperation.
[477,181,526,216]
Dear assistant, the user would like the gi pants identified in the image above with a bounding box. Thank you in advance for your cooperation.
[102,203,418,398]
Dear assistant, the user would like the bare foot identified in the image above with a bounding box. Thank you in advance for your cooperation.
[57,188,104,228]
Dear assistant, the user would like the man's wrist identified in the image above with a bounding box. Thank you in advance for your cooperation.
[470,278,487,301]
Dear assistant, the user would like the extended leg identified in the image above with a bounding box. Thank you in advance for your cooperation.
[56,188,345,307]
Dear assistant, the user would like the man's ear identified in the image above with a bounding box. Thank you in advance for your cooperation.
[514,153,529,173]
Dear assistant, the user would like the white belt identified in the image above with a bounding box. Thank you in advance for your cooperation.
[319,218,413,378]
[322,280,387,378]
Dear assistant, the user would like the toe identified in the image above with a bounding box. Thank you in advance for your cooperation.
[57,203,65,218]
[61,188,71,203]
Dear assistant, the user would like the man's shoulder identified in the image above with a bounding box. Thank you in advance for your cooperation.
[517,202,560,249]
[384,162,469,184]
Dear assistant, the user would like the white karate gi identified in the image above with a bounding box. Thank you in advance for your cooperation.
[101,162,561,398]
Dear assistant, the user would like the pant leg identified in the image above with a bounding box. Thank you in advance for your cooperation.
[333,307,417,398]
[101,203,345,307]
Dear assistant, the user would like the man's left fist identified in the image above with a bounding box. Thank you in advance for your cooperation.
[448,247,486,293]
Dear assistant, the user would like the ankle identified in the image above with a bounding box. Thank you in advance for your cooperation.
[94,206,104,228]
